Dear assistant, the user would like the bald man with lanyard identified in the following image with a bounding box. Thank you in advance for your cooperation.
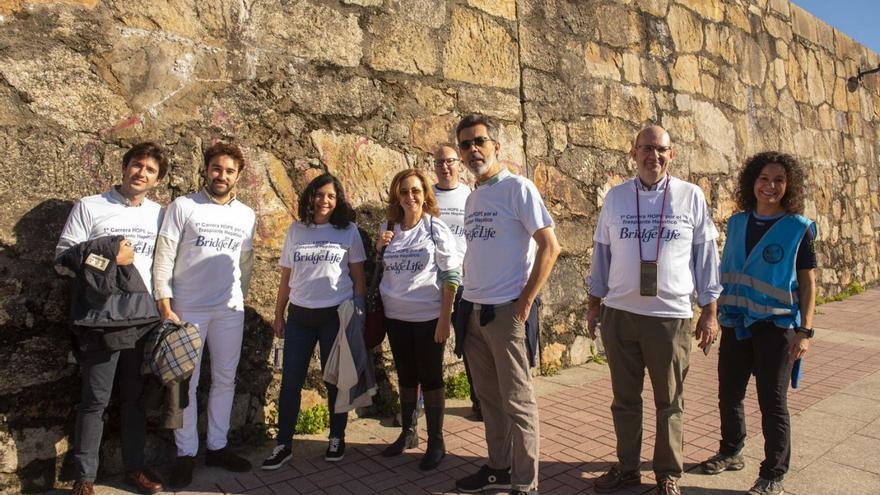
[587,126,721,495]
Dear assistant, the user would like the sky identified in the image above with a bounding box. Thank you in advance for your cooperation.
[792,0,880,55]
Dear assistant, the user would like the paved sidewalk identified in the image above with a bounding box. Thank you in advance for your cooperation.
[96,289,880,494]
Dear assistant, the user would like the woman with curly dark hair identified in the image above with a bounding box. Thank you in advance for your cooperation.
[261,173,367,470]
[699,152,817,495]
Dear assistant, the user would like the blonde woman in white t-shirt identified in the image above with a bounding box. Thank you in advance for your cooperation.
[375,169,462,471]
[261,173,367,470]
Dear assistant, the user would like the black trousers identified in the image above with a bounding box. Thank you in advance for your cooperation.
[718,321,795,480]
[387,318,445,392]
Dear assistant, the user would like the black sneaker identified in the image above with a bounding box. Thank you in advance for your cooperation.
[699,451,745,475]
[261,444,293,471]
[455,465,512,493]
[205,447,252,472]
[169,456,195,489]
[325,437,345,462]
[593,466,640,493]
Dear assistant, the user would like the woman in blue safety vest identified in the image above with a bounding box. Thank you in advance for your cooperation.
[699,151,817,495]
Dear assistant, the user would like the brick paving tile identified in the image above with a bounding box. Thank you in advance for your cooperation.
[221,291,880,494]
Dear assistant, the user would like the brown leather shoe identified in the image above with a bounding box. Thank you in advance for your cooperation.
[125,469,163,494]
[71,480,95,495]
[594,466,640,493]
[657,477,681,495]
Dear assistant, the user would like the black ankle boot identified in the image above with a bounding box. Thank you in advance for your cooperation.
[420,406,445,470]
[383,401,418,457]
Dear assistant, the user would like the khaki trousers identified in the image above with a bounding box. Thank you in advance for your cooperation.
[601,306,691,480]
[464,303,539,491]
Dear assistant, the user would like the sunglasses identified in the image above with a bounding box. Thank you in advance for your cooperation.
[458,136,495,150]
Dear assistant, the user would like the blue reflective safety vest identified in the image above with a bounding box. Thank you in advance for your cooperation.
[718,212,817,340]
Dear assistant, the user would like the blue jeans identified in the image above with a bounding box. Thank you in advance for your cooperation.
[277,304,348,446]
[73,335,147,481]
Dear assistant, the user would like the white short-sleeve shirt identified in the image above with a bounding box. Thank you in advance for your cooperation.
[462,169,554,304]
[158,191,256,310]
[433,183,470,259]
[56,188,163,292]
[594,176,719,318]
[380,215,462,322]
[280,221,366,309]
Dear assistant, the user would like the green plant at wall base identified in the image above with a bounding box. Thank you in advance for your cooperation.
[540,363,560,376]
[816,282,865,305]
[445,372,471,399]
[294,404,330,435]
[587,341,607,366]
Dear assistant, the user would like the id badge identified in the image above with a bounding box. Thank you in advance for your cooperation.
[639,261,658,296]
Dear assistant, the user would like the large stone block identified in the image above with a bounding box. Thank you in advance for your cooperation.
[249,1,363,67]
[458,86,522,121]
[692,100,736,158]
[442,7,518,89]
[533,162,591,218]
[676,0,724,22]
[667,4,703,53]
[584,42,622,81]
[704,23,737,62]
[410,113,458,153]
[597,4,641,48]
[286,71,382,118]
[467,0,515,19]
[568,117,636,153]
[670,54,701,93]
[367,15,439,75]
[237,150,296,251]
[309,130,409,207]
[790,3,818,44]
[608,84,657,125]
[0,45,131,132]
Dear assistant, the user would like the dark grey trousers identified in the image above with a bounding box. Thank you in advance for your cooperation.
[73,337,147,481]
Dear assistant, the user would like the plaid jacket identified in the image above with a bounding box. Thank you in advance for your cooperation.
[143,320,202,385]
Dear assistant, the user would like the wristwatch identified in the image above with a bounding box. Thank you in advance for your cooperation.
[795,326,814,338]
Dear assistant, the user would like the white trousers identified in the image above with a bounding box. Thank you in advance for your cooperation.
[173,304,245,456]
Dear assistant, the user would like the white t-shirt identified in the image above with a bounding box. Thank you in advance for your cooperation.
[433,183,470,259]
[462,169,554,304]
[379,215,462,322]
[280,221,367,309]
[594,176,719,318]
[56,188,163,292]
[158,192,256,310]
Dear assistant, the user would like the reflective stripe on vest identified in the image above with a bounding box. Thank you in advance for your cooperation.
[719,272,799,305]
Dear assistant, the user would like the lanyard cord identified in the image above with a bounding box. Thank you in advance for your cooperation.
[635,176,670,263]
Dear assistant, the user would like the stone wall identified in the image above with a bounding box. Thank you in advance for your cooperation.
[0,0,878,491]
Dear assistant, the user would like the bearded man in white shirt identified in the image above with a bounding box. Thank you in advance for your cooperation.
[452,115,560,495]
[152,143,256,489]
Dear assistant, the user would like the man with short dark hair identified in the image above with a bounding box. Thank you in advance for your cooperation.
[56,142,169,495]
[452,115,560,495]
[587,126,721,495]
[153,142,256,488]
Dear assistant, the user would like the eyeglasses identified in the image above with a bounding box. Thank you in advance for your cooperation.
[636,144,672,155]
[458,136,495,150]
[434,157,460,167]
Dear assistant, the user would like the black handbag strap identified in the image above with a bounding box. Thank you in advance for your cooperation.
[368,221,394,295]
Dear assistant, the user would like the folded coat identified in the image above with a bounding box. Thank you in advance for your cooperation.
[323,299,378,413]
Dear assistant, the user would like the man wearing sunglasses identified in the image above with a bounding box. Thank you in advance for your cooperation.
[452,115,560,495]
[587,126,721,495]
